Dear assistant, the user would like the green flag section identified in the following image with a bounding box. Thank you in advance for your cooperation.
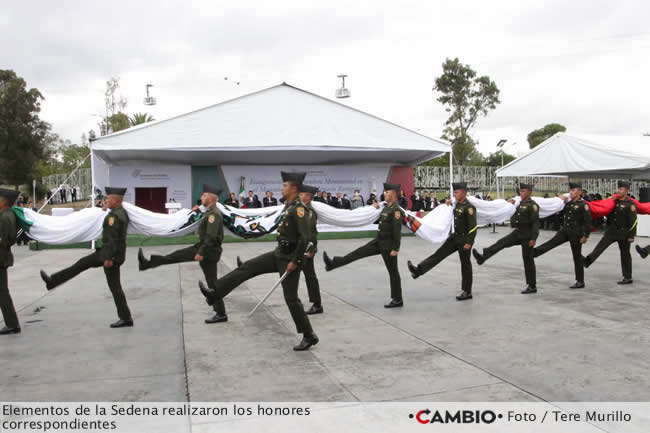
[11,206,33,233]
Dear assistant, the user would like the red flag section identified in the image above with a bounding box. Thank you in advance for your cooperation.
[588,195,650,219]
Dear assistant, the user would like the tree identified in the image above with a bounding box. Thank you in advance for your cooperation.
[527,123,567,149]
[482,151,516,167]
[129,112,155,126]
[0,69,50,188]
[433,58,501,165]
[96,77,129,136]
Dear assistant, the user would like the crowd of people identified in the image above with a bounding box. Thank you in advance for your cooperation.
[46,185,82,204]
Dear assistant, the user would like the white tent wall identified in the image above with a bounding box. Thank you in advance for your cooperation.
[221,165,391,201]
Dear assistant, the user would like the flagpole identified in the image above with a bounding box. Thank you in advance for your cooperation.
[449,145,454,233]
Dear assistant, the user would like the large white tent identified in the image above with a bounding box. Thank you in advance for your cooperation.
[92,83,450,166]
[496,133,650,179]
[89,83,450,212]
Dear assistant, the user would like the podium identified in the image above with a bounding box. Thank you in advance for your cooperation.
[165,202,182,214]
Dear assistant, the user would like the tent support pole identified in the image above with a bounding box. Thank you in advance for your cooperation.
[90,147,96,250]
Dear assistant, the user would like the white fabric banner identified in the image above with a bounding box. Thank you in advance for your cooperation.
[19,196,568,245]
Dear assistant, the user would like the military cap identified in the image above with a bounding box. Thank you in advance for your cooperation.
[281,171,306,185]
[104,187,127,196]
[568,182,582,189]
[617,180,631,189]
[203,184,222,195]
[452,182,468,191]
[383,183,400,192]
[298,184,319,195]
[519,183,534,191]
[0,188,20,205]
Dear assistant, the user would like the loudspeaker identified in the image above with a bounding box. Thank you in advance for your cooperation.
[639,187,650,203]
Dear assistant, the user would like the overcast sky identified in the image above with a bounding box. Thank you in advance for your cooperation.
[2,0,649,158]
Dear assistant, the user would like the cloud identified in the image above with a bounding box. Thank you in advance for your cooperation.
[2,0,648,156]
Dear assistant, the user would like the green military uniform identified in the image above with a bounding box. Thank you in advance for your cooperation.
[0,196,20,332]
[202,187,315,342]
[302,199,321,307]
[476,184,539,291]
[140,197,227,318]
[585,190,637,281]
[410,185,477,298]
[42,188,132,324]
[534,185,591,286]
[325,183,403,305]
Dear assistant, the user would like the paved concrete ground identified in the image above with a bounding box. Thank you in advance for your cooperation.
[0,228,648,402]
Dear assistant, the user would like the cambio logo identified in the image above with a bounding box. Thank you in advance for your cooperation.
[409,409,501,424]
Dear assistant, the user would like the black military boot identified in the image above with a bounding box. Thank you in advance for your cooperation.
[384,298,403,308]
[569,281,585,289]
[205,313,228,324]
[521,285,537,294]
[40,270,54,291]
[0,326,21,335]
[472,248,486,265]
[456,291,473,301]
[305,303,323,315]
[137,248,150,271]
[293,333,319,351]
[617,278,633,285]
[198,281,215,306]
[636,245,648,259]
[236,256,243,268]
[110,318,134,328]
[582,255,592,268]
[407,260,421,279]
[323,251,334,271]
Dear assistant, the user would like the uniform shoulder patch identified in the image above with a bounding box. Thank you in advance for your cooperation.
[297,206,305,218]
[208,215,216,223]
[108,216,115,226]
[631,204,636,212]
[533,204,538,212]
[394,210,401,219]
[468,207,474,215]
[584,204,590,211]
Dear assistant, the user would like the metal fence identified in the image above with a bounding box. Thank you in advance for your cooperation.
[414,166,648,198]
[42,168,93,202]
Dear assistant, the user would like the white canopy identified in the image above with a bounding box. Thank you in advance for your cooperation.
[92,83,450,166]
[496,132,650,179]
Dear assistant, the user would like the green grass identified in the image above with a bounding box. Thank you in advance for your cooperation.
[29,230,414,251]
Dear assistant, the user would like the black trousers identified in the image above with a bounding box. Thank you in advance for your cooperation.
[483,230,536,286]
[586,233,633,279]
[148,245,226,315]
[0,267,19,329]
[49,250,132,321]
[534,230,584,282]
[330,239,402,300]
[302,256,321,305]
[212,250,313,335]
[418,236,472,292]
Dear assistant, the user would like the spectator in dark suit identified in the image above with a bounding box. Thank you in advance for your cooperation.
[425,192,438,210]
[263,191,278,207]
[410,190,424,211]
[243,190,256,208]
[367,194,377,205]
[333,192,344,208]
[341,194,351,210]
[398,189,408,209]
[252,194,262,208]
[313,192,325,203]
[224,193,239,208]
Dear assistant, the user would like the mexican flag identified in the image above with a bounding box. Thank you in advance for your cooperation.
[238,176,246,197]
[11,206,33,233]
